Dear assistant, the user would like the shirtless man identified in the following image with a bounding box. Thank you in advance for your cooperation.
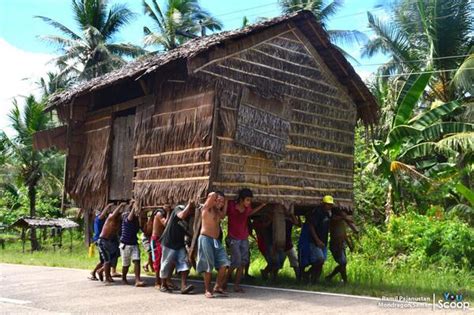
[197,192,230,298]
[151,204,172,289]
[97,202,125,284]
[326,207,359,283]
[89,203,114,281]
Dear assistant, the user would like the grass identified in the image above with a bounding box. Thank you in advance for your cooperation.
[1,235,472,299]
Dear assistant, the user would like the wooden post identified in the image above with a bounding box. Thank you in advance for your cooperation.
[273,204,286,250]
[21,228,25,253]
[69,229,73,252]
[84,210,92,248]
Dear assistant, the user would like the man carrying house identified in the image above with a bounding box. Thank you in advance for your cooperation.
[225,188,266,293]
[97,202,126,284]
[151,204,174,289]
[197,192,230,298]
[304,195,334,283]
[326,207,359,283]
[159,202,196,294]
[120,200,145,287]
[89,203,122,281]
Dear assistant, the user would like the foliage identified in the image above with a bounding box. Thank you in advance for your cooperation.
[142,0,222,51]
[357,211,474,270]
[36,0,146,81]
[0,186,61,226]
[362,0,473,101]
[278,0,367,61]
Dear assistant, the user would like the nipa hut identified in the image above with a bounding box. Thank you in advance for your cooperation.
[35,11,378,231]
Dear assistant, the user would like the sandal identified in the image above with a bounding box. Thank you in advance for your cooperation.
[181,284,195,294]
[159,286,172,293]
[205,291,215,298]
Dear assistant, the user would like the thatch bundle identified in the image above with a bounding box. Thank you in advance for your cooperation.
[70,116,111,210]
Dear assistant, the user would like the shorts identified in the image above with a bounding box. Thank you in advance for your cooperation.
[307,242,327,265]
[141,235,151,253]
[228,237,249,268]
[196,235,230,273]
[285,247,299,269]
[120,243,140,267]
[151,235,162,273]
[330,243,347,266]
[97,238,119,267]
[160,245,190,279]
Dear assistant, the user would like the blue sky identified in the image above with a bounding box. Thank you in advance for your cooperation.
[0,0,388,132]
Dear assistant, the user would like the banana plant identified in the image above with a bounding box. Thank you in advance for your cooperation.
[371,71,474,222]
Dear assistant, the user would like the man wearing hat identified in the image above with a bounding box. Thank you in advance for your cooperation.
[304,195,334,283]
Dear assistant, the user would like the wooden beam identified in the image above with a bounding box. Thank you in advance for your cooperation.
[86,95,154,118]
[134,146,212,159]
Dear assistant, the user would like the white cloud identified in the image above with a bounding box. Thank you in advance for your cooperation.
[355,69,375,83]
[0,38,56,136]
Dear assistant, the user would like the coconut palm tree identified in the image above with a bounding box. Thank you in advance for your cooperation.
[361,0,473,101]
[36,0,146,81]
[278,0,367,59]
[1,96,55,250]
[143,0,222,51]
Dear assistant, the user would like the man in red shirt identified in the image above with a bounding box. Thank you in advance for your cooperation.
[225,188,266,293]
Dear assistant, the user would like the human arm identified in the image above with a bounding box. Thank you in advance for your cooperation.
[111,202,126,219]
[177,201,196,220]
[99,203,114,220]
[249,202,267,216]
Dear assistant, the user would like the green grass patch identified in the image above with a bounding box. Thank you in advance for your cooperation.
[2,236,471,299]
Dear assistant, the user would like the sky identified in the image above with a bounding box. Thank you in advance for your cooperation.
[0,0,388,134]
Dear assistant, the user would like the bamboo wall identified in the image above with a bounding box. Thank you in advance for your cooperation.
[196,30,358,207]
[132,82,214,207]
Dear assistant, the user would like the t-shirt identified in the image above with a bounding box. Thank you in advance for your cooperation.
[120,213,140,245]
[160,206,187,250]
[227,200,253,240]
[309,206,332,246]
[93,215,104,243]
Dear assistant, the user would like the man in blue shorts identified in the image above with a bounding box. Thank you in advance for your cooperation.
[197,192,230,298]
[305,195,334,283]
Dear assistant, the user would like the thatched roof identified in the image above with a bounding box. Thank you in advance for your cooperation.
[47,10,378,125]
[11,217,79,229]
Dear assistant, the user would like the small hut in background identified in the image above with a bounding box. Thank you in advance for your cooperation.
[34,11,378,245]
[11,217,79,252]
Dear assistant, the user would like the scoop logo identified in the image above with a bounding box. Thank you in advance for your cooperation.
[437,292,469,310]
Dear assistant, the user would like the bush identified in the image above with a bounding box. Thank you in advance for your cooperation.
[357,212,474,270]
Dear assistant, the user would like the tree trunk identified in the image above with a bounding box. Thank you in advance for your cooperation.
[384,184,393,224]
[28,185,40,251]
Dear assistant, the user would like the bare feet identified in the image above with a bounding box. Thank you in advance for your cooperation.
[98,271,104,282]
[167,281,178,290]
[105,278,114,285]
[88,273,98,281]
[154,284,161,290]
[111,272,122,278]
[213,287,229,297]
[135,281,146,287]
[204,291,215,298]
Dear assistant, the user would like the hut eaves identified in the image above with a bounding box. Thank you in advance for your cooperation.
[11,217,80,229]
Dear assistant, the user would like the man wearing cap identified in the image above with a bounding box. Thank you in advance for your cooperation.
[305,195,334,283]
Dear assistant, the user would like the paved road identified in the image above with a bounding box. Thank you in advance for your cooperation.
[0,264,459,314]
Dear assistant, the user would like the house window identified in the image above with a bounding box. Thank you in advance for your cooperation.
[234,89,290,158]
